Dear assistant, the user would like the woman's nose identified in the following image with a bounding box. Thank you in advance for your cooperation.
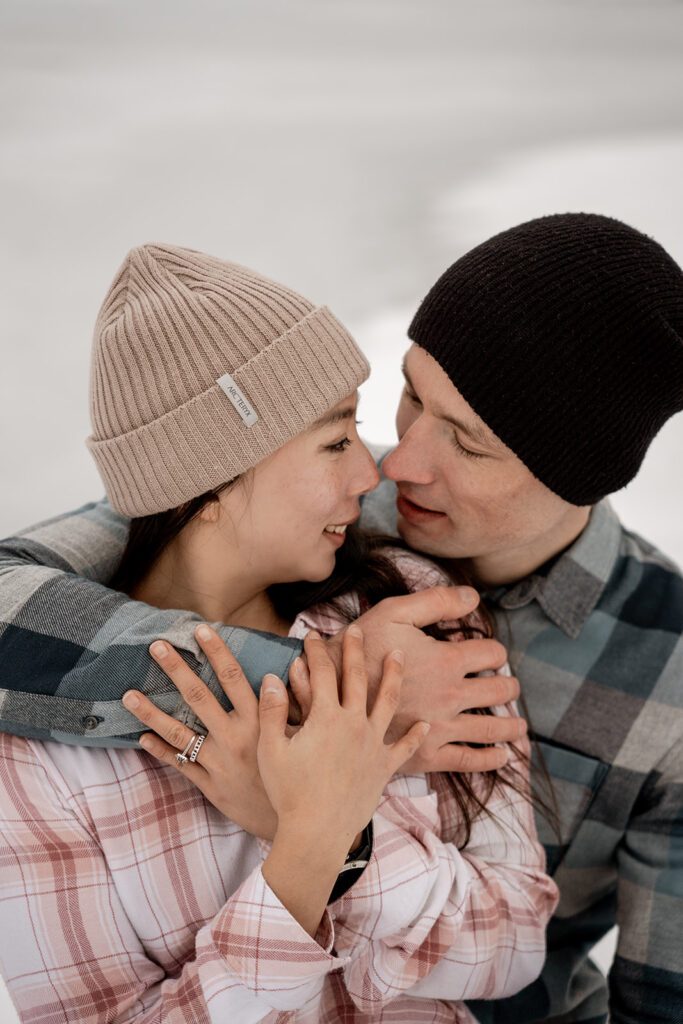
[352,443,381,496]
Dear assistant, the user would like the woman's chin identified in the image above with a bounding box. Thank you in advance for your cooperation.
[298,553,338,583]
[304,564,336,583]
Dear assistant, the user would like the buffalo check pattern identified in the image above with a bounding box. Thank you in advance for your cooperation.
[1,465,682,1022]
[363,470,683,1024]
[0,555,556,1022]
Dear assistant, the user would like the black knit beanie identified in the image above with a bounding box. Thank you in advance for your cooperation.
[408,213,683,506]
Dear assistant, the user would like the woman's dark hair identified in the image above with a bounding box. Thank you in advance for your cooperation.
[112,483,556,847]
[110,482,235,594]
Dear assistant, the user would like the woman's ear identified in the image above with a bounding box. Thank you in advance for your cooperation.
[197,496,221,524]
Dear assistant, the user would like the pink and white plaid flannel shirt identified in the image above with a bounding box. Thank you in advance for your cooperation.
[0,552,557,1022]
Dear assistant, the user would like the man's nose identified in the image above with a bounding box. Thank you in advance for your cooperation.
[382,424,434,484]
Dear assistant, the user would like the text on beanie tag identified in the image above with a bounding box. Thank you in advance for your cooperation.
[216,373,259,428]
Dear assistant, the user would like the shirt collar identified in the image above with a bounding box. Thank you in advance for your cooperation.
[489,500,622,639]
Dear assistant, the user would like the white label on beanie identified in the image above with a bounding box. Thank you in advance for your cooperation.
[216,373,259,428]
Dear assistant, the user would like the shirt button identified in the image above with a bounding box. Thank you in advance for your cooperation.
[82,715,100,731]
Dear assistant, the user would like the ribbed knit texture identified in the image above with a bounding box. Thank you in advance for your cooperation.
[409,213,683,505]
[87,245,370,516]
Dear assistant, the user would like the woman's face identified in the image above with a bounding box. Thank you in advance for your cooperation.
[211,392,380,585]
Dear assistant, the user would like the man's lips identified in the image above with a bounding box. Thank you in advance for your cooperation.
[396,492,447,525]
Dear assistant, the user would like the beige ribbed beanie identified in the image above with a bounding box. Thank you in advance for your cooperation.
[87,244,370,517]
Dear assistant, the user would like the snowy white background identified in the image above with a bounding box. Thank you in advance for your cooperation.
[2,0,683,1017]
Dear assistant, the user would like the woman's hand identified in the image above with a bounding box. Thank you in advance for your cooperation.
[258,625,429,936]
[122,624,277,840]
[259,626,428,838]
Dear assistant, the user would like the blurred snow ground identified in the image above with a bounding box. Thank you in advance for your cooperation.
[2,2,683,1018]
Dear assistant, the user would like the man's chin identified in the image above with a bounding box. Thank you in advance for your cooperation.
[397,515,453,558]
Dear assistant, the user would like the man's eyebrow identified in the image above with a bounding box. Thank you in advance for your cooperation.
[401,358,501,450]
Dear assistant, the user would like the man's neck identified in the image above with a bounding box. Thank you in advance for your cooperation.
[464,506,592,590]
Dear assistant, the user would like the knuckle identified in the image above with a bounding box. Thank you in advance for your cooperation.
[218,662,244,687]
[481,716,498,743]
[166,723,187,750]
[380,685,400,710]
[434,585,454,616]
[185,681,208,705]
[457,747,474,772]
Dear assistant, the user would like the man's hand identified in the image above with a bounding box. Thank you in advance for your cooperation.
[322,586,525,774]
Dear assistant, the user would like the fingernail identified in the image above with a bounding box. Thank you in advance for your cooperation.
[306,629,321,640]
[196,624,212,642]
[150,641,167,659]
[262,673,281,694]
[139,734,153,750]
[391,649,405,666]
[457,586,478,606]
[291,656,307,676]
[122,691,139,709]
[347,624,362,639]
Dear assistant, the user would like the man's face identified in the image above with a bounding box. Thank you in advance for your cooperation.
[382,344,589,586]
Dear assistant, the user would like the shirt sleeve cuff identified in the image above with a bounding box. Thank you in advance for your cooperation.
[211,866,339,993]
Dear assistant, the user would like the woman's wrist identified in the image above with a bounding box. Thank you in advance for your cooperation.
[263,825,351,937]
[272,817,352,868]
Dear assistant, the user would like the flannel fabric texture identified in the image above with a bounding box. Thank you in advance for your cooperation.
[0,555,556,1022]
[0,463,682,1022]
[362,474,683,1024]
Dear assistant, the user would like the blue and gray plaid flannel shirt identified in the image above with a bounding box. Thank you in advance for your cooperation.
[0,474,682,1023]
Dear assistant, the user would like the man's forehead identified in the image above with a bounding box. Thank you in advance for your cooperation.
[402,347,507,452]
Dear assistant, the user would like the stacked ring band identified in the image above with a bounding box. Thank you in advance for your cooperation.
[189,734,205,763]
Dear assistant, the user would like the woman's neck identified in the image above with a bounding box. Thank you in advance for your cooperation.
[130,536,293,637]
